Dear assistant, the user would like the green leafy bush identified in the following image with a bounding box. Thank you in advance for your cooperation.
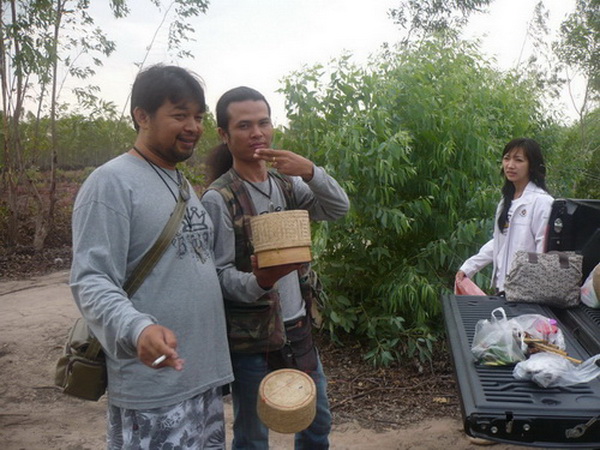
[280,38,552,365]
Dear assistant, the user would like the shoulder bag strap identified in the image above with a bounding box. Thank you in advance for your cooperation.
[123,179,190,297]
[84,181,190,358]
[84,333,104,360]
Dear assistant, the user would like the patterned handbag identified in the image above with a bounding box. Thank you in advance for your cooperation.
[504,251,583,308]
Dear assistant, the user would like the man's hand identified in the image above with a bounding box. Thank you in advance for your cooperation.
[254,148,314,182]
[455,270,467,283]
[137,324,184,370]
[251,255,302,290]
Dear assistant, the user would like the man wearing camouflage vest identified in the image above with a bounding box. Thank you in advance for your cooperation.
[201,86,349,450]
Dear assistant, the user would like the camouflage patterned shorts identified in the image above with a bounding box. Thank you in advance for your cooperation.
[107,387,225,449]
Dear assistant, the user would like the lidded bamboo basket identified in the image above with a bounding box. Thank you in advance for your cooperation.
[257,368,317,434]
[250,210,312,268]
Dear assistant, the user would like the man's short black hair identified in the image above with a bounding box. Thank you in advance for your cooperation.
[130,64,206,131]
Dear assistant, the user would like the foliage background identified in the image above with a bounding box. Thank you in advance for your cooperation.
[279,36,595,365]
[1,0,598,367]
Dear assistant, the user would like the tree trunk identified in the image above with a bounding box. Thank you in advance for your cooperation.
[0,2,18,248]
[32,0,64,252]
[32,213,49,252]
[3,170,20,248]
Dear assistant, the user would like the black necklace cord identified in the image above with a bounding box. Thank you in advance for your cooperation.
[233,169,273,199]
[131,146,187,203]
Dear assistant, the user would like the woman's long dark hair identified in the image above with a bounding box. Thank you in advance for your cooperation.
[497,138,548,232]
[204,87,271,185]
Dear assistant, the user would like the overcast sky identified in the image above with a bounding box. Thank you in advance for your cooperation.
[80,0,579,125]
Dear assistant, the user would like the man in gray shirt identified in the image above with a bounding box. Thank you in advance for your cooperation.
[70,65,233,449]
[202,86,349,450]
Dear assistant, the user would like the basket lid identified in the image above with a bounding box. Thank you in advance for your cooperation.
[257,368,317,434]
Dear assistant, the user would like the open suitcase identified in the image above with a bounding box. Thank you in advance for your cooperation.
[545,198,600,280]
[547,198,600,356]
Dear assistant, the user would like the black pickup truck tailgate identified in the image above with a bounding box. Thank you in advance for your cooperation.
[555,304,600,356]
[442,294,600,448]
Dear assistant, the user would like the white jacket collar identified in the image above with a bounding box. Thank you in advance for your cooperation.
[522,181,547,196]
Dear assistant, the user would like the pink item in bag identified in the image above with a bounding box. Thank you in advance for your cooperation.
[455,277,486,296]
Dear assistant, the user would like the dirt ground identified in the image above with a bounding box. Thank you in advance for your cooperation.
[0,270,539,449]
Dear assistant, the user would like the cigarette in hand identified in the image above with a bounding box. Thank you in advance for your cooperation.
[151,354,167,367]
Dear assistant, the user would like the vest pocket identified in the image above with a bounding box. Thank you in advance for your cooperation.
[225,299,286,353]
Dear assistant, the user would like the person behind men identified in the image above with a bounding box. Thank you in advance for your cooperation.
[70,64,233,449]
[201,86,350,449]
[456,137,553,294]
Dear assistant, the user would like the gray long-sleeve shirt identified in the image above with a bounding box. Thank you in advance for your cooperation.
[201,166,349,321]
[70,153,233,409]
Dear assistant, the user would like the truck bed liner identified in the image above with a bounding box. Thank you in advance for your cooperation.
[554,304,600,356]
[442,294,600,447]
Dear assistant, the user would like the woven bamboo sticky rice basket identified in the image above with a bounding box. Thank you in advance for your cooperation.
[250,210,312,268]
[257,368,317,434]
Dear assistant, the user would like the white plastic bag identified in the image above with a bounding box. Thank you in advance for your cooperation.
[510,314,566,350]
[513,352,600,388]
[581,263,600,308]
[471,308,527,366]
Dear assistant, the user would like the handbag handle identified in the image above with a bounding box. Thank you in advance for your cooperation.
[527,251,571,269]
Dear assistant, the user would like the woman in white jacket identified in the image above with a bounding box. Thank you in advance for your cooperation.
[456,138,554,294]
